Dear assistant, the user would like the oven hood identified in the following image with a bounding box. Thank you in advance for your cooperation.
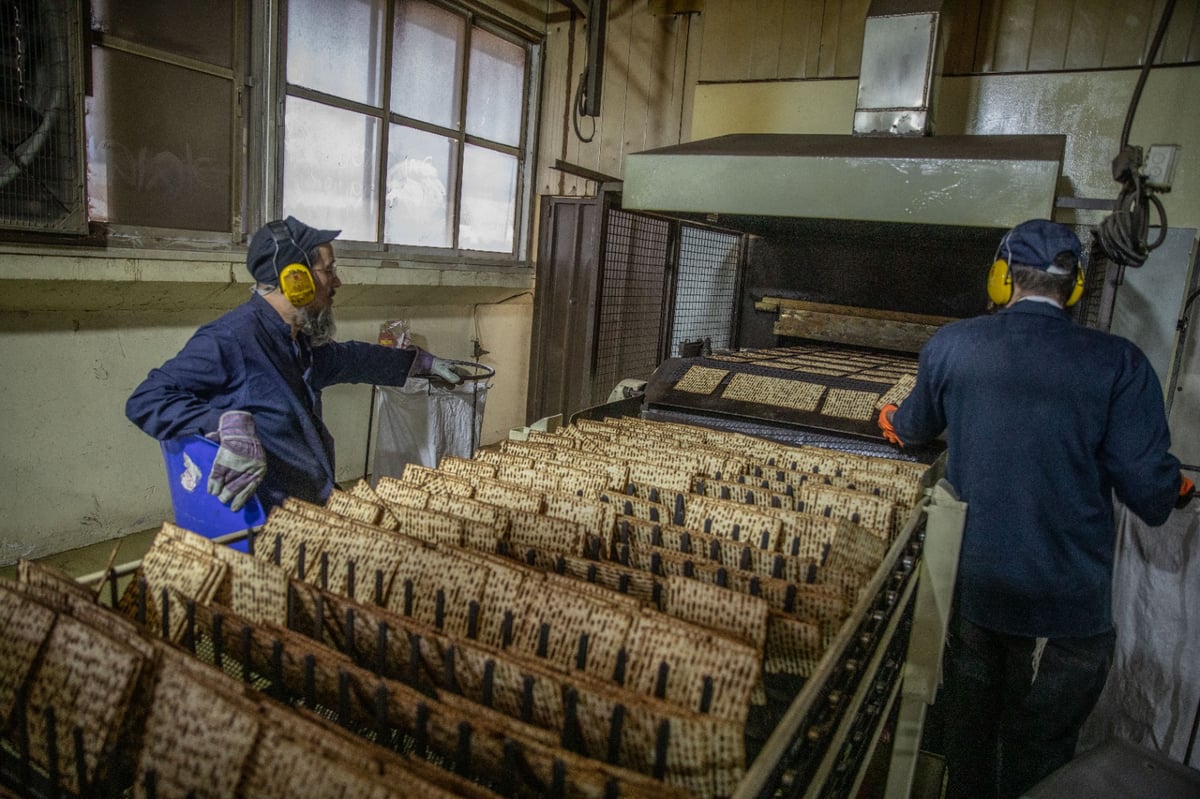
[622,0,1065,231]
[621,132,1066,230]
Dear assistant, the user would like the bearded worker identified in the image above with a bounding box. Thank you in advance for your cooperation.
[126,216,461,511]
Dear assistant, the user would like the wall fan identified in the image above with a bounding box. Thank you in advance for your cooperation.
[0,0,86,234]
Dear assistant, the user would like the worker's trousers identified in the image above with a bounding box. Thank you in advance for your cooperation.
[940,616,1115,799]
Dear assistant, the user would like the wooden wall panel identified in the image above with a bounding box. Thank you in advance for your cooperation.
[1102,3,1154,67]
[779,0,826,78]
[698,0,755,81]
[686,0,1198,85]
[942,1,985,74]
[594,0,635,177]
[1064,0,1114,70]
[750,0,786,80]
[1027,1,1072,71]
[642,13,688,150]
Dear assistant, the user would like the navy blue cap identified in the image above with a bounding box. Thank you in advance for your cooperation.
[247,216,341,284]
[999,219,1082,275]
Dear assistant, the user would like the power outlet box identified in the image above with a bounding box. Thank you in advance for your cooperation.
[1144,144,1181,190]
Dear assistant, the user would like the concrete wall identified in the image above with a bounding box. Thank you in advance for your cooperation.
[0,247,531,564]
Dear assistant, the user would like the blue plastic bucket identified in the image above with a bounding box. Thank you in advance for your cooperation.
[160,435,266,552]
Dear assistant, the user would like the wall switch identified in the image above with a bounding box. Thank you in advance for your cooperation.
[1144,144,1181,190]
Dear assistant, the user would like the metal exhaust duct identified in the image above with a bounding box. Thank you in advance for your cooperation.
[853,0,943,136]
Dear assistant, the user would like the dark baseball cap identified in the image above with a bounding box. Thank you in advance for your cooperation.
[998,219,1082,276]
[246,216,341,284]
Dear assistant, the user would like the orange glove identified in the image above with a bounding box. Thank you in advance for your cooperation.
[1178,475,1195,509]
[877,404,904,447]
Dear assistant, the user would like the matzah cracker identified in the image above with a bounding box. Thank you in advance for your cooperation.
[821,387,881,420]
[672,365,729,395]
[721,373,825,411]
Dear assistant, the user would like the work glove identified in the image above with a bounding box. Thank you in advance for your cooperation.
[877,403,904,447]
[411,348,464,386]
[207,410,267,512]
[1178,475,1196,510]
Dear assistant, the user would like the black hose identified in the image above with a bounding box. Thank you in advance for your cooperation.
[1097,0,1177,267]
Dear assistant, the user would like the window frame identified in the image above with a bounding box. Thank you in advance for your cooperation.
[272,0,540,266]
[84,0,248,248]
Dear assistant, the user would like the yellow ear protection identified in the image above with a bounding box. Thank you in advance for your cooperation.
[267,220,316,307]
[987,232,1085,307]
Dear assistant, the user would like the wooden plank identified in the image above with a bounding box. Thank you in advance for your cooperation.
[834,0,870,78]
[779,0,824,79]
[755,297,957,327]
[697,0,752,81]
[1159,0,1199,63]
[1100,1,1152,67]
[644,12,686,150]
[1064,0,1113,70]
[538,10,575,197]
[750,0,785,80]
[942,1,984,75]
[619,0,657,168]
[992,0,1037,72]
[593,0,634,179]
[1028,0,1072,70]
[772,308,941,353]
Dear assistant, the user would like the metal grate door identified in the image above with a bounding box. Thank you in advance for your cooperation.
[669,224,741,356]
[591,208,671,405]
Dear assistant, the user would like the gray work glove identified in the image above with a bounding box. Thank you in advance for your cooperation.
[411,347,464,386]
[207,410,267,511]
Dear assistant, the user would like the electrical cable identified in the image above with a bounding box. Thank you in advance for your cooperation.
[1096,0,1177,267]
[573,65,596,143]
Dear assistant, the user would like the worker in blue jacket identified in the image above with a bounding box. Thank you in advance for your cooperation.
[877,219,1194,799]
[126,216,462,511]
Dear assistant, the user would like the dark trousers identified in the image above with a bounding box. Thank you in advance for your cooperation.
[940,617,1115,799]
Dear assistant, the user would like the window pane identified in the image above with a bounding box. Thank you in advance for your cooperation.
[385,126,455,247]
[92,0,234,68]
[283,96,379,241]
[466,28,524,146]
[287,0,385,106]
[391,0,464,129]
[86,49,231,230]
[459,144,516,253]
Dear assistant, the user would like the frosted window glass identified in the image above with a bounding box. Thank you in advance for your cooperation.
[459,144,516,253]
[87,49,231,230]
[466,28,524,146]
[391,1,464,128]
[283,97,379,241]
[385,126,456,247]
[287,0,385,106]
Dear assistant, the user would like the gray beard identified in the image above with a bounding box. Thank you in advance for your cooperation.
[297,305,336,346]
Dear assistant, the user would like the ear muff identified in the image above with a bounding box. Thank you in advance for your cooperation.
[267,220,315,307]
[987,229,1086,308]
[1065,266,1084,307]
[987,258,1013,306]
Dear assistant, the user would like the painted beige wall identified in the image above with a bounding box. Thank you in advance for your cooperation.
[0,248,531,564]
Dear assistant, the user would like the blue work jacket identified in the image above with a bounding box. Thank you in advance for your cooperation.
[126,294,416,509]
[892,299,1181,638]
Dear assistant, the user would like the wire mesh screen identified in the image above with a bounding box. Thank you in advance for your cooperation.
[591,208,670,405]
[670,225,740,356]
[0,0,86,233]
